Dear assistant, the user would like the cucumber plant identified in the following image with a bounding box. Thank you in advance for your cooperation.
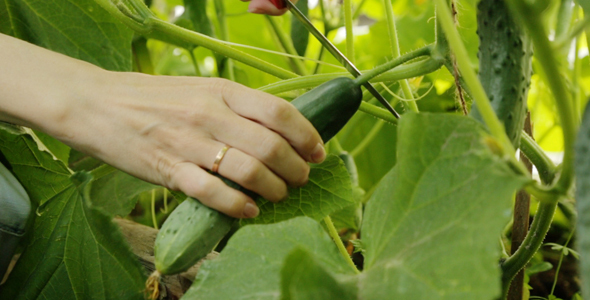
[0,0,588,299]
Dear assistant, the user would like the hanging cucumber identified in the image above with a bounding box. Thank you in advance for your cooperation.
[0,162,31,282]
[146,77,363,299]
[470,0,533,147]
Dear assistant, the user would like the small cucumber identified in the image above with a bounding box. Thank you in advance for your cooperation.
[0,162,31,281]
[154,197,234,275]
[470,0,533,147]
[148,77,363,294]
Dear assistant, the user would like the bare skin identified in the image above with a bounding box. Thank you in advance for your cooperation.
[0,9,323,219]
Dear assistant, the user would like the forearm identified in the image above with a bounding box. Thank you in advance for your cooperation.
[0,33,106,137]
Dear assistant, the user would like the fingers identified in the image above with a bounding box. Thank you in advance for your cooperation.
[176,138,289,202]
[213,79,326,164]
[169,162,259,219]
[212,113,310,187]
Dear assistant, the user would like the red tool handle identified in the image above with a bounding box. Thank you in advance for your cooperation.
[269,0,286,9]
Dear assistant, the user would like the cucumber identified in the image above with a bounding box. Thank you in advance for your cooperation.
[0,162,31,281]
[154,197,234,275]
[470,0,533,147]
[147,77,363,297]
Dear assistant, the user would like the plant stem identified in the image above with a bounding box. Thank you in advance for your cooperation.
[95,0,299,79]
[214,0,235,80]
[147,18,298,79]
[151,189,159,229]
[89,164,117,180]
[188,49,202,76]
[354,45,433,85]
[265,16,308,75]
[359,102,398,125]
[501,200,558,297]
[507,115,533,300]
[519,133,557,185]
[323,216,359,274]
[343,0,354,63]
[549,227,576,296]
[382,0,419,113]
[260,55,442,95]
[434,0,516,157]
[505,0,577,195]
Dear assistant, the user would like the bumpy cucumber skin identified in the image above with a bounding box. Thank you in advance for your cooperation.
[470,0,533,147]
[154,197,234,275]
[293,77,363,143]
[153,77,363,275]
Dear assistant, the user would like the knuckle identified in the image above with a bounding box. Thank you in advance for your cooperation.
[266,101,293,124]
[208,78,237,100]
[237,157,263,186]
[259,135,285,161]
[188,175,218,200]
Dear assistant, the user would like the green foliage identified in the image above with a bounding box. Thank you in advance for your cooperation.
[0,130,145,300]
[575,103,590,298]
[241,155,355,225]
[361,113,528,299]
[182,217,355,300]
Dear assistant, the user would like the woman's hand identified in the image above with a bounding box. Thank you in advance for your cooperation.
[0,33,324,219]
[244,0,296,15]
[61,73,324,219]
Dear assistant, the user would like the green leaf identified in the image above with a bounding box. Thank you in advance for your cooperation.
[32,130,70,164]
[575,102,590,298]
[290,0,309,57]
[280,247,357,300]
[0,0,133,71]
[361,113,528,299]
[240,155,354,225]
[183,0,215,38]
[90,169,158,217]
[182,217,355,300]
[0,127,72,207]
[0,129,145,300]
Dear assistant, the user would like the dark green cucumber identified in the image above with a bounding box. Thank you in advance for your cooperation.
[470,0,533,147]
[0,162,31,280]
[152,77,363,276]
[293,77,363,143]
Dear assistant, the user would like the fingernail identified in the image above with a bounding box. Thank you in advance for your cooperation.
[311,143,326,163]
[243,202,260,218]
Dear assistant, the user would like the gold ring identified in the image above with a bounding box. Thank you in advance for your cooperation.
[212,145,231,173]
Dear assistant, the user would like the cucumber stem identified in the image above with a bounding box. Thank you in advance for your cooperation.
[359,102,398,125]
[353,45,433,86]
[382,0,419,113]
[343,0,355,63]
[519,133,557,185]
[323,216,360,274]
[260,56,442,95]
[265,16,308,76]
[151,189,159,230]
[501,200,558,298]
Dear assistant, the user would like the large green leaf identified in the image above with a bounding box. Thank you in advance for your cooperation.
[0,128,146,300]
[89,169,158,217]
[0,0,132,71]
[240,154,353,225]
[280,247,357,300]
[361,113,528,299]
[182,217,355,300]
[575,103,590,297]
